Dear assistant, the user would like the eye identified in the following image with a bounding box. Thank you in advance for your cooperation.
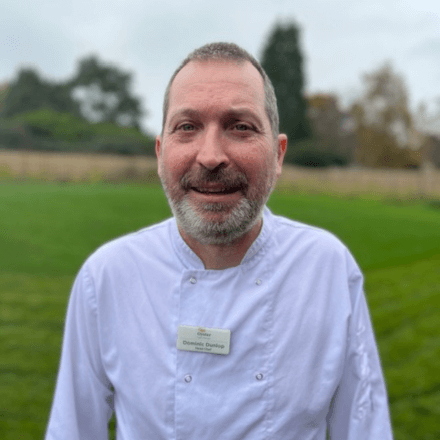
[177,123,196,132]
[232,123,256,133]
[235,124,251,131]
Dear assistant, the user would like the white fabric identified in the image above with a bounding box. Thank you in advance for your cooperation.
[46,207,393,439]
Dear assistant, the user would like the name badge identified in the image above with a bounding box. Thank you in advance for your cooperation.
[177,325,231,355]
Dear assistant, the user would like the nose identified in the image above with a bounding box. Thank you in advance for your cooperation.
[195,125,229,170]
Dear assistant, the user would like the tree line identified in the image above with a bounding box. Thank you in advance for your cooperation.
[0,56,155,155]
[1,22,439,168]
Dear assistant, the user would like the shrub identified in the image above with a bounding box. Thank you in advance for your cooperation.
[284,138,350,168]
[0,108,156,155]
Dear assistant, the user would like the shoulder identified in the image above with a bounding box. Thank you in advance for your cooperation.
[83,217,175,273]
[265,209,361,278]
[267,209,346,251]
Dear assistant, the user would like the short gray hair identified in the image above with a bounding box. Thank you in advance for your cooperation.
[161,42,279,139]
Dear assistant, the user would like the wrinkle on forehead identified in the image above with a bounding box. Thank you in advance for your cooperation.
[167,60,266,123]
[174,59,262,85]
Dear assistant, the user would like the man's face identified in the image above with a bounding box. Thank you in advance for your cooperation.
[156,59,286,245]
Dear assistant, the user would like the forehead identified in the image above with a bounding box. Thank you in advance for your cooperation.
[168,59,266,118]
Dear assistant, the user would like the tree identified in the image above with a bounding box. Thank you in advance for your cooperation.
[350,63,423,168]
[307,94,357,164]
[260,21,311,146]
[0,82,9,114]
[1,69,79,119]
[70,56,143,129]
[0,58,153,155]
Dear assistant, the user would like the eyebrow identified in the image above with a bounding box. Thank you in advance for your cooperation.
[169,108,201,123]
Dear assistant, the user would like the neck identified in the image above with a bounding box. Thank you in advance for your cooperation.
[179,220,262,270]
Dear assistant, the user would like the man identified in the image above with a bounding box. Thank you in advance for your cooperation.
[46,42,393,439]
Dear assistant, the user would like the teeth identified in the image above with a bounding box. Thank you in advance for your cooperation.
[192,187,238,194]
[197,188,223,193]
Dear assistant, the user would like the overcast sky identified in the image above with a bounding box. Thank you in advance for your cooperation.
[1,0,439,136]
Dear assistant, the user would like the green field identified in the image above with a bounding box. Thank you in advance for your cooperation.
[1,182,439,439]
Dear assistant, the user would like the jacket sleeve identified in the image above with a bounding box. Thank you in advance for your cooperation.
[45,263,114,439]
[326,270,394,439]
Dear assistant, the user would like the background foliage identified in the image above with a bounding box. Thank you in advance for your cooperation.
[0,56,154,156]
[0,20,439,167]
[0,108,155,155]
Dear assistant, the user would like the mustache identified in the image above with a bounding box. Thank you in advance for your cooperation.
[180,168,248,191]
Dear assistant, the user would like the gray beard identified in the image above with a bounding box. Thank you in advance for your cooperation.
[167,194,265,245]
[158,157,277,245]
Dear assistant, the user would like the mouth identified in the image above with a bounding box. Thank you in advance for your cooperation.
[191,186,240,195]
[181,169,248,199]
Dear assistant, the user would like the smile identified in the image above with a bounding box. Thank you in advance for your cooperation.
[191,187,239,195]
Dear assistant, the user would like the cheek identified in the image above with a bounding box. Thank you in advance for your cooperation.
[234,149,260,176]
[240,150,275,179]
[161,150,192,182]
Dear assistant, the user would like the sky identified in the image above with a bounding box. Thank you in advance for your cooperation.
[1,0,439,136]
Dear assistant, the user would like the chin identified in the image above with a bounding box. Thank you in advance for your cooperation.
[173,197,264,245]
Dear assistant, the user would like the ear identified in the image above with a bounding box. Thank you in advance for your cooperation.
[276,134,287,178]
[155,135,162,157]
[155,135,162,176]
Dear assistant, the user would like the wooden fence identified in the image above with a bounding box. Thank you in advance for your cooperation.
[278,163,440,198]
[1,150,440,198]
[0,150,159,184]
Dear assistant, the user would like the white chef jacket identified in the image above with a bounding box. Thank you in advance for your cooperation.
[45,207,393,439]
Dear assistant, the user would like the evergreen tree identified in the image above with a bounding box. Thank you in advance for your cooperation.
[261,22,311,145]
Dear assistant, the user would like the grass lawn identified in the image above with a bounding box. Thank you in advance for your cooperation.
[0,181,439,439]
